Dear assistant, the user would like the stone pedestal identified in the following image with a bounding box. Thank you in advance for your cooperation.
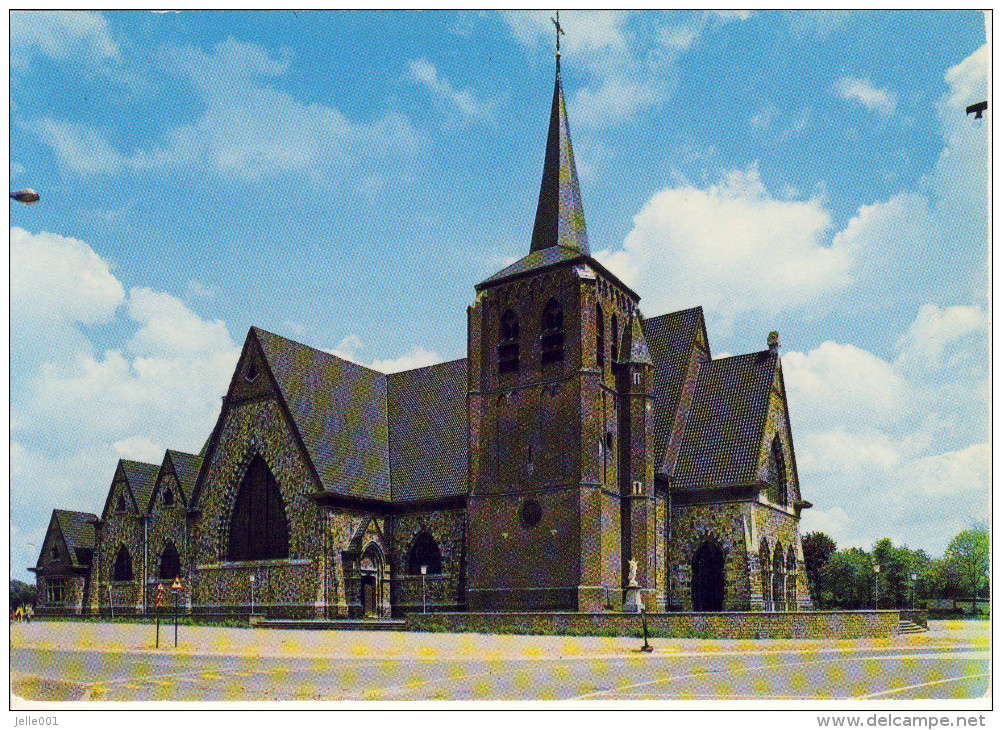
[623,581,643,613]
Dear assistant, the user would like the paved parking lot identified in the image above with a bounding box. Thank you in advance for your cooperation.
[10,620,990,703]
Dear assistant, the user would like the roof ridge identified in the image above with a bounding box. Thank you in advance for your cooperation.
[253,325,387,378]
[385,356,467,378]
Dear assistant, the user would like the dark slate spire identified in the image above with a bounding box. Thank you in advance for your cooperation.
[528,54,589,255]
[621,311,653,366]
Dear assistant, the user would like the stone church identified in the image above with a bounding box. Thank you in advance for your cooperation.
[31,55,813,619]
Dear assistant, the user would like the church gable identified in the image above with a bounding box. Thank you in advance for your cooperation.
[101,464,139,520]
[228,331,279,404]
[754,365,803,507]
[37,514,71,571]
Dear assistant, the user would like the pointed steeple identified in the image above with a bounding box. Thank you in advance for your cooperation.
[621,311,653,366]
[529,51,589,255]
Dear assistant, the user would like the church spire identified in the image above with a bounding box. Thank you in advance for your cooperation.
[528,14,589,255]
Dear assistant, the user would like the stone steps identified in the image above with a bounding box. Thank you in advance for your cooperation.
[897,619,927,634]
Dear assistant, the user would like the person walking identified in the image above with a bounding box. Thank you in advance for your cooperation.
[25,604,33,623]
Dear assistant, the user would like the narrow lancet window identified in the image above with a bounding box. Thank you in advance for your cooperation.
[498,310,520,374]
[540,299,564,364]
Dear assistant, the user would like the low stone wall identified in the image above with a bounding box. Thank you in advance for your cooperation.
[405,610,901,639]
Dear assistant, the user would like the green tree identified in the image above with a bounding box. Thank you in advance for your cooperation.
[945,525,990,613]
[820,548,872,609]
[801,531,836,608]
[9,579,37,611]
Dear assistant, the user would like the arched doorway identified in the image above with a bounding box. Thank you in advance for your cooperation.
[691,541,725,611]
[359,544,383,618]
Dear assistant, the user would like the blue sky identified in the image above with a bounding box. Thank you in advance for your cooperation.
[9,10,989,581]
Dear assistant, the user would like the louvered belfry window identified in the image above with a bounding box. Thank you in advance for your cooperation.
[498,309,520,374]
[540,299,565,365]
[228,454,289,561]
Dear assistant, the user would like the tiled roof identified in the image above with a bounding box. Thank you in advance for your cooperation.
[673,350,778,489]
[643,307,705,470]
[53,509,97,568]
[166,450,201,505]
[479,246,585,287]
[387,358,469,503]
[120,460,160,514]
[253,328,391,501]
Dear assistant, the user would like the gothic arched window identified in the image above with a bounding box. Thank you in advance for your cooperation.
[759,539,772,611]
[772,542,785,612]
[162,488,174,506]
[227,454,289,562]
[159,541,181,580]
[785,546,797,611]
[407,532,443,575]
[769,435,788,506]
[596,303,605,367]
[498,309,520,374]
[113,545,133,582]
[611,315,619,362]
[540,299,564,365]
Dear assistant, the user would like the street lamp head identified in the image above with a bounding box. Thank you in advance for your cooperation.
[249,574,256,583]
[873,564,880,573]
[420,565,427,575]
[911,573,918,581]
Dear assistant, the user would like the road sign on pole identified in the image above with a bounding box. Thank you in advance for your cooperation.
[171,578,183,647]
[155,583,165,648]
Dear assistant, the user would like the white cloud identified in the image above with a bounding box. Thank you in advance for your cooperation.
[10,161,26,176]
[500,10,750,130]
[787,300,988,554]
[185,279,217,301]
[371,346,444,374]
[34,37,421,183]
[833,76,896,117]
[595,164,850,325]
[328,334,365,362]
[35,118,149,175]
[11,11,120,65]
[325,334,443,374]
[405,58,491,122]
[11,227,239,579]
[895,304,988,372]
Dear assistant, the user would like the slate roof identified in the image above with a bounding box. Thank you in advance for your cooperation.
[165,450,201,505]
[253,328,392,501]
[479,245,585,287]
[642,307,706,471]
[120,460,160,514]
[52,510,97,568]
[529,65,589,255]
[673,350,779,489]
[387,358,469,503]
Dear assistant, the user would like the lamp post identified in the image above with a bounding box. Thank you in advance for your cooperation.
[910,573,918,610]
[873,563,880,610]
[249,573,256,619]
[420,565,427,614]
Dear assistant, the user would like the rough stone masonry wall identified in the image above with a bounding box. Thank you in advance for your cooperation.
[193,398,323,617]
[392,508,466,615]
[35,573,88,616]
[96,476,147,615]
[668,501,751,610]
[406,610,901,639]
[146,468,190,606]
[750,502,813,611]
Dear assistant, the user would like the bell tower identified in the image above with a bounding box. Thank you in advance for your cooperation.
[465,31,654,612]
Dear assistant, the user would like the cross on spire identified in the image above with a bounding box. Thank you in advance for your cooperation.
[551,11,565,62]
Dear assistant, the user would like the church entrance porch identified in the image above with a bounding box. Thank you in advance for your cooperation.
[691,541,725,612]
